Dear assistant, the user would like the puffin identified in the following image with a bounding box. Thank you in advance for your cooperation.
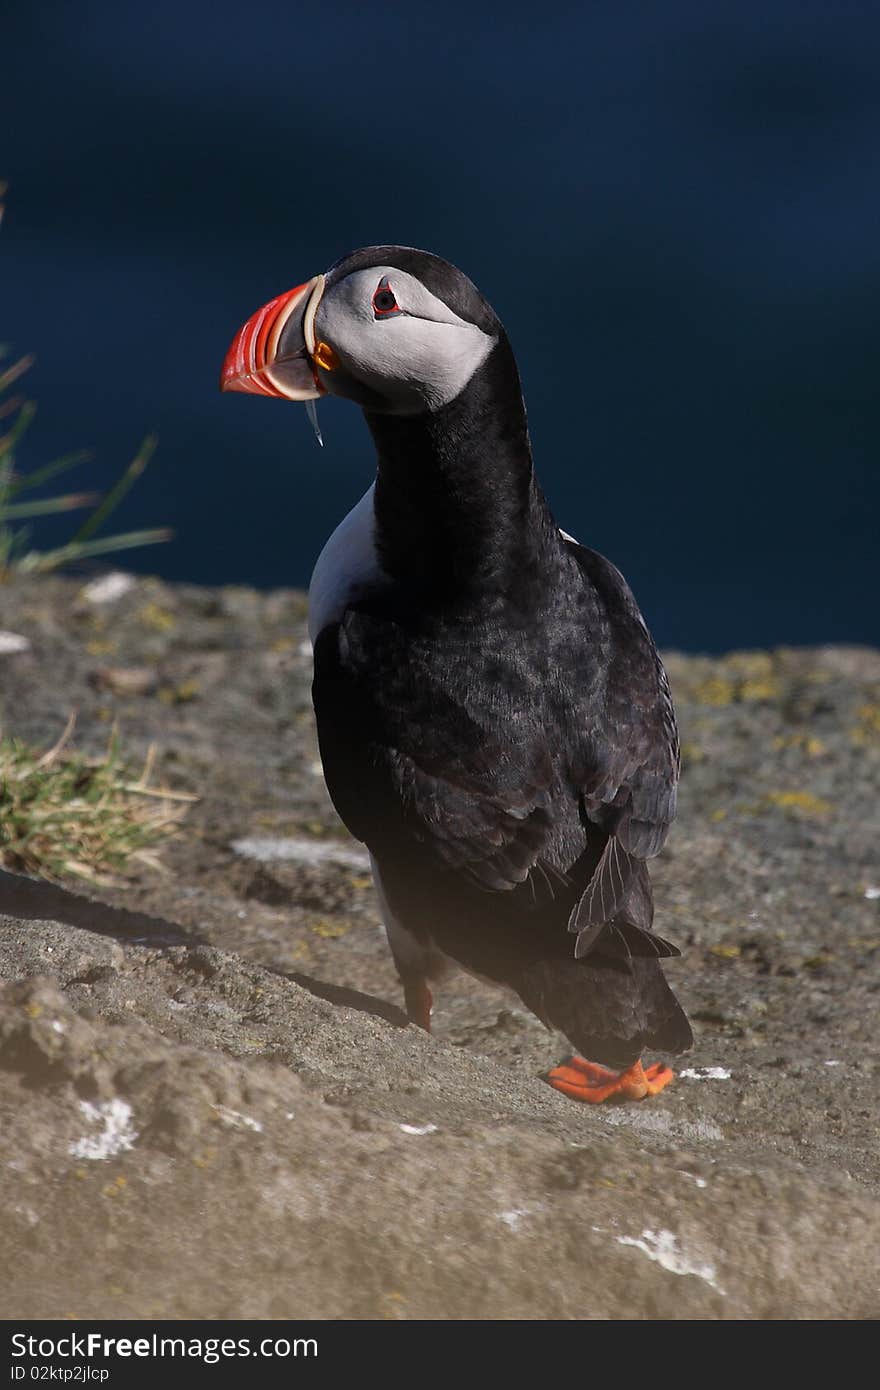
[221,246,692,1102]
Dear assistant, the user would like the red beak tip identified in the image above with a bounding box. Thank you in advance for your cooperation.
[221,277,323,402]
[219,365,244,393]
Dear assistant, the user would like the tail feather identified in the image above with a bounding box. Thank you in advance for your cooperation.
[588,920,680,960]
[567,836,635,934]
[570,854,680,961]
[517,953,692,1071]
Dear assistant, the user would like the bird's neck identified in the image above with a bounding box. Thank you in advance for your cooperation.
[366,340,557,604]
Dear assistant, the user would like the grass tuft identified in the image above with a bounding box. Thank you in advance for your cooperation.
[0,360,172,578]
[0,183,171,577]
[0,715,197,886]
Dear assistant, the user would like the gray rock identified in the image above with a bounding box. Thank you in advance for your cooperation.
[0,577,878,1319]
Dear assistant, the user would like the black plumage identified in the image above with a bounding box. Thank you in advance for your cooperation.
[222,244,693,1088]
[309,249,692,1074]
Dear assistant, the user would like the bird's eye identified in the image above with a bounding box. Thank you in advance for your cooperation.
[372,277,401,318]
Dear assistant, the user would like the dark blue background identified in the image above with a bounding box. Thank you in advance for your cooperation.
[2,1,878,651]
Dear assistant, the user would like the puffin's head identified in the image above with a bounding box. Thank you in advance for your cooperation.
[220,246,500,416]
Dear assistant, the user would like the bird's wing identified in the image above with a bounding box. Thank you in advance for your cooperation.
[561,539,679,944]
[312,541,678,921]
[312,609,558,894]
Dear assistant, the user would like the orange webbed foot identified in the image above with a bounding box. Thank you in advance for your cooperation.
[546,1056,675,1103]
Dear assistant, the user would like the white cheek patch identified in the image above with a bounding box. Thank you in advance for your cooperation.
[318,267,495,413]
[398,318,493,412]
[308,483,390,641]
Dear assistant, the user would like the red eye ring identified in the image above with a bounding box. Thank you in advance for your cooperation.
[372,276,401,318]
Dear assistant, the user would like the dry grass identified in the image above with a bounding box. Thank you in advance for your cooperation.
[0,715,196,886]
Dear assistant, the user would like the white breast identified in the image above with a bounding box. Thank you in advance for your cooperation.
[307,483,390,642]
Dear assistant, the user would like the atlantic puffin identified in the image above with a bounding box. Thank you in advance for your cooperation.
[221,246,692,1102]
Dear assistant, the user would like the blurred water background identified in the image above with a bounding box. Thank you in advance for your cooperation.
[2,1,877,651]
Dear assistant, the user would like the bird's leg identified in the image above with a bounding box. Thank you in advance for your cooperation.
[546,1056,674,1103]
[403,978,433,1033]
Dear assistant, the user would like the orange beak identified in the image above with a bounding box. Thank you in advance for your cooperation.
[220,274,325,399]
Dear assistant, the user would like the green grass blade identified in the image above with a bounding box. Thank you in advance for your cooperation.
[72,434,158,544]
[6,523,32,564]
[0,491,99,521]
[0,400,37,460]
[0,392,26,421]
[17,527,173,573]
[0,354,35,394]
[4,449,92,498]
[0,524,14,569]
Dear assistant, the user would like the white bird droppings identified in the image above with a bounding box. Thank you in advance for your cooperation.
[497,1205,547,1231]
[498,1208,532,1231]
[212,1105,263,1133]
[399,1123,438,1136]
[616,1228,724,1293]
[680,1066,732,1081]
[678,1170,709,1189]
[80,571,136,605]
[0,631,31,654]
[864,886,880,900]
[824,1060,843,1068]
[69,1099,137,1161]
[230,835,370,870]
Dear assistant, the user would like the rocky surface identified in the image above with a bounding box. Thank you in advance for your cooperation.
[0,573,878,1319]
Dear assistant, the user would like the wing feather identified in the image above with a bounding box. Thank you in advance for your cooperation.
[561,540,680,950]
[313,535,679,955]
